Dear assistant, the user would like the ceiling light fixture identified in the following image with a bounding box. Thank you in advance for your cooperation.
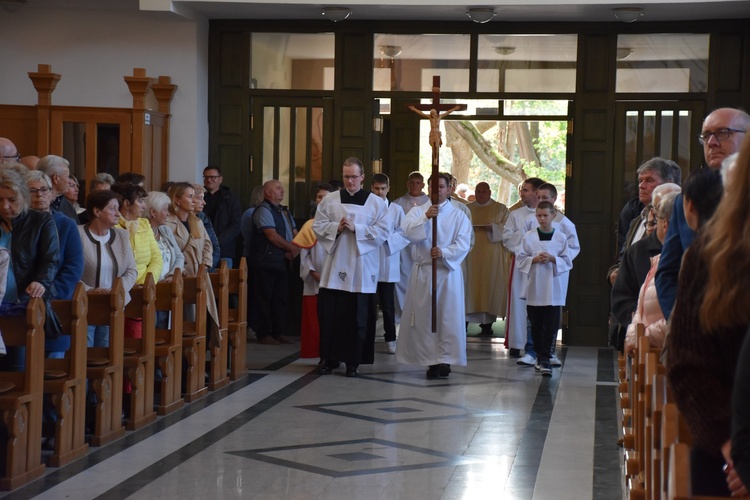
[616,48,634,60]
[379,45,403,58]
[466,8,496,24]
[612,7,643,23]
[493,46,516,56]
[322,7,351,22]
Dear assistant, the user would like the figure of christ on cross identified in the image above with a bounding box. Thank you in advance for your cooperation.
[408,106,463,166]
[407,76,467,332]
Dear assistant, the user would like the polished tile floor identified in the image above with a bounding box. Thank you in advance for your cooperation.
[3,328,623,500]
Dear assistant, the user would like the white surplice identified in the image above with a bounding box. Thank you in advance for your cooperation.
[396,199,472,367]
[523,211,581,300]
[379,202,409,283]
[313,190,389,294]
[516,228,573,306]
[502,205,536,349]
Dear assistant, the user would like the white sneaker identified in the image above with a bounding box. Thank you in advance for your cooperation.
[517,353,536,366]
[386,341,397,354]
[550,354,561,367]
[534,361,541,371]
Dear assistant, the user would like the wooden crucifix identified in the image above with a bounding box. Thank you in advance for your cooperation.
[407,76,466,333]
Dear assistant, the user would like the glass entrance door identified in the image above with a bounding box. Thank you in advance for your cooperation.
[250,97,333,221]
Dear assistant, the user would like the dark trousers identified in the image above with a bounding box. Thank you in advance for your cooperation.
[527,305,561,364]
[374,281,396,342]
[252,266,289,340]
[318,288,373,365]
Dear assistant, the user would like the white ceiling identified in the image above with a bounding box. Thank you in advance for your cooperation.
[7,0,750,22]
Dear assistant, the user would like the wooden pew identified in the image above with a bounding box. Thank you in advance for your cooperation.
[122,273,157,430]
[47,284,89,467]
[208,261,229,391]
[226,257,248,381]
[0,298,45,490]
[627,334,652,500]
[661,402,692,500]
[154,269,184,416]
[0,298,46,490]
[86,279,126,447]
[182,266,208,402]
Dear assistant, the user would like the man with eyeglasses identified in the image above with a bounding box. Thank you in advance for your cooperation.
[203,165,242,268]
[656,107,750,320]
[36,154,79,222]
[313,157,389,378]
[0,137,19,164]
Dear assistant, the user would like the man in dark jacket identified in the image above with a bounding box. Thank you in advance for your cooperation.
[203,165,242,267]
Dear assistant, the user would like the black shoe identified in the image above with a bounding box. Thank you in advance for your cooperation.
[438,363,451,378]
[479,324,493,336]
[318,360,338,375]
[345,364,359,377]
[508,348,521,358]
[426,365,439,379]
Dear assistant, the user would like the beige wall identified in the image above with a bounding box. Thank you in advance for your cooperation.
[0,6,208,182]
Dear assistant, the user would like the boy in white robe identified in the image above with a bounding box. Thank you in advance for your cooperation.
[516,201,573,376]
[522,183,580,366]
[313,157,389,377]
[396,172,472,379]
[371,174,409,354]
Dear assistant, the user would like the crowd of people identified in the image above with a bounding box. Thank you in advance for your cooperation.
[5,105,749,495]
[244,154,579,380]
[608,107,750,497]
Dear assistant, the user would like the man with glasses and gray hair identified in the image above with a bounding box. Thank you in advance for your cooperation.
[36,154,78,221]
[655,107,749,320]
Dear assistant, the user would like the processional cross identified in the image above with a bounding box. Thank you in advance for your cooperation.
[407,76,466,332]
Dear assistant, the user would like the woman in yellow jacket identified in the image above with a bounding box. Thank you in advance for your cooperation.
[111,182,163,284]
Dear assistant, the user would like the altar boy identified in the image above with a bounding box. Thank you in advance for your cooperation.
[516,201,573,376]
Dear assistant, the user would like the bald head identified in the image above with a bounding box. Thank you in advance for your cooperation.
[474,182,491,204]
[0,138,19,164]
[20,156,39,170]
[263,179,284,205]
[701,108,750,169]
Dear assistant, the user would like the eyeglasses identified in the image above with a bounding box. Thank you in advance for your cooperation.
[343,175,362,180]
[0,154,20,163]
[203,175,221,180]
[698,128,746,145]
[644,219,657,229]
[29,187,51,195]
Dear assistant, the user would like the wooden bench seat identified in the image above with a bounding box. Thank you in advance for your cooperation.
[227,257,248,381]
[154,269,184,416]
[208,261,229,391]
[85,279,126,447]
[122,273,157,430]
[182,266,208,402]
[47,284,89,467]
[0,298,46,490]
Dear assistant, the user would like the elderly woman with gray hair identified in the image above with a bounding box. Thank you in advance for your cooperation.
[0,164,60,367]
[144,191,184,282]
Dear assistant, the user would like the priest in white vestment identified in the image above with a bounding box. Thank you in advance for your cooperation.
[313,158,389,377]
[465,182,510,335]
[396,172,472,379]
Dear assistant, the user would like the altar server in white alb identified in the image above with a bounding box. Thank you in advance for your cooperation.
[313,157,390,378]
[370,173,410,354]
[521,183,580,366]
[396,172,472,379]
[516,201,573,377]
